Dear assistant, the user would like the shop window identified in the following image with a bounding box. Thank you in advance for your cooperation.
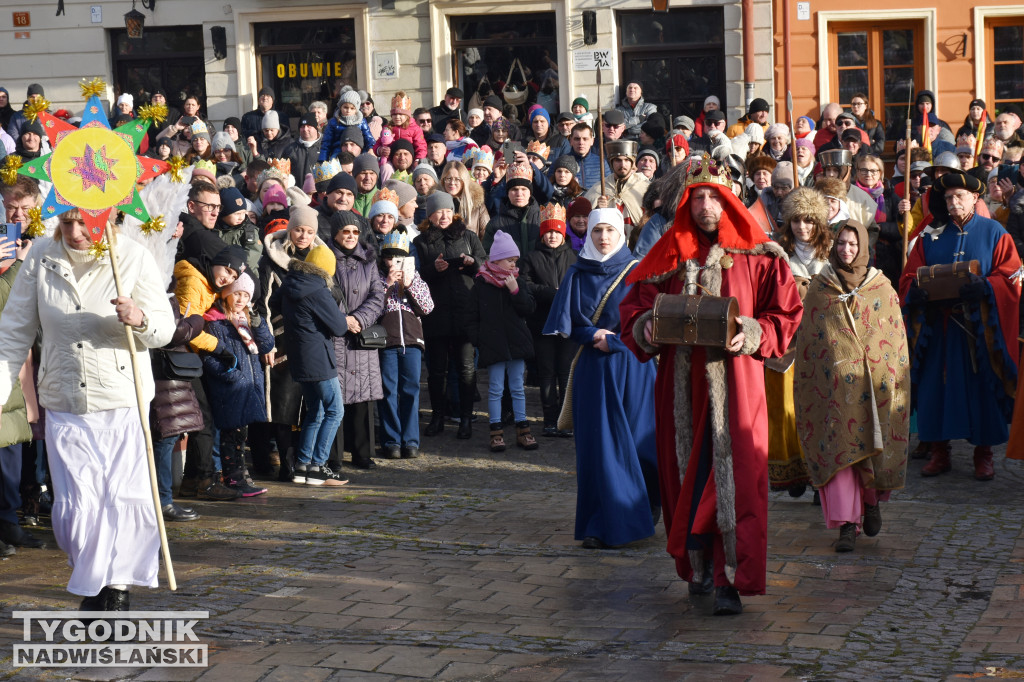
[254,19,357,123]
[618,8,725,122]
[450,13,558,120]
[987,18,1024,114]
[828,22,923,140]
[110,26,206,119]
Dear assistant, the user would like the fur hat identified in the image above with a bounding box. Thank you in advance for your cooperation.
[305,244,336,278]
[288,204,319,231]
[814,176,848,201]
[747,155,778,177]
[780,187,829,230]
[488,230,520,261]
[222,271,255,299]
[765,123,791,143]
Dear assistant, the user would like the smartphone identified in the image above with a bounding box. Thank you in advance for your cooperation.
[0,222,22,250]
[997,164,1019,184]
[501,140,524,159]
[444,256,465,267]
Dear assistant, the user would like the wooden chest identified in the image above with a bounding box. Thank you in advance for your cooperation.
[916,260,980,301]
[650,293,739,348]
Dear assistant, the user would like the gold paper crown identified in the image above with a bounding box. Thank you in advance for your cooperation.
[526,140,551,160]
[373,187,400,205]
[390,94,412,113]
[507,162,533,183]
[684,154,732,190]
[313,159,341,184]
[539,203,566,223]
[190,119,209,135]
[473,150,494,170]
[192,159,217,179]
[268,158,292,175]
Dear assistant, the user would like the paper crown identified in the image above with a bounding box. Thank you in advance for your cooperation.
[526,140,551,160]
[256,166,289,189]
[193,159,216,175]
[506,162,533,183]
[190,119,209,136]
[373,187,400,206]
[380,230,410,254]
[539,203,566,223]
[268,157,292,175]
[684,154,733,190]
[472,150,494,170]
[313,158,341,184]
[390,93,412,114]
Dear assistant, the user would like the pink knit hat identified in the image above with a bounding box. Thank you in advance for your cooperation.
[222,271,255,299]
[262,185,288,208]
[488,230,520,262]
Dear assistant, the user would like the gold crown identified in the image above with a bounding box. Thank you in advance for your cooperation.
[526,140,550,160]
[507,162,533,182]
[391,94,412,113]
[539,203,566,223]
[268,158,292,175]
[313,159,341,183]
[684,154,732,190]
[373,187,400,205]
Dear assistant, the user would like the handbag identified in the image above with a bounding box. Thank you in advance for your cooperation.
[556,260,638,431]
[154,349,203,381]
[352,323,388,350]
[502,58,529,106]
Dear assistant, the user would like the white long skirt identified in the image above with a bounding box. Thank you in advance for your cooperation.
[46,407,159,596]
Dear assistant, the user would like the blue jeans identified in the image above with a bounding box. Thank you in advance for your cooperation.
[298,377,345,466]
[488,360,527,425]
[379,346,423,448]
[153,435,177,507]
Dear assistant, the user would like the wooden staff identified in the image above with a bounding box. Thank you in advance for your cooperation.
[104,227,176,591]
[902,118,912,270]
[596,68,607,199]
[787,93,798,188]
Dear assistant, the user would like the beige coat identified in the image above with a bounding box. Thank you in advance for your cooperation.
[0,236,174,414]
[583,170,650,235]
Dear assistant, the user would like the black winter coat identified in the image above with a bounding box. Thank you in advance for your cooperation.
[202,314,275,430]
[483,199,541,257]
[414,220,487,338]
[285,137,322,187]
[269,259,350,382]
[466,277,536,368]
[257,129,294,159]
[519,241,578,335]
[150,295,206,440]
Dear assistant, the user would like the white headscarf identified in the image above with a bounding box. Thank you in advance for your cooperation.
[579,208,626,262]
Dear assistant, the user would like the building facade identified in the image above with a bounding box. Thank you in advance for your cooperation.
[2,0,774,131]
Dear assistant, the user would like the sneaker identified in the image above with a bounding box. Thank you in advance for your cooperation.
[319,466,349,487]
[305,467,327,486]
[197,478,240,501]
[225,477,268,497]
[292,463,308,484]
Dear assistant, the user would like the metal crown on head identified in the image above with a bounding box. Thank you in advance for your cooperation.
[684,153,732,190]
[506,162,533,183]
[539,203,566,223]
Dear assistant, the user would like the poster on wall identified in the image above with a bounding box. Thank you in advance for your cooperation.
[374,51,399,80]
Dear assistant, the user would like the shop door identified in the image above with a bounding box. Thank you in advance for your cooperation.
[110,26,207,119]
[618,9,725,122]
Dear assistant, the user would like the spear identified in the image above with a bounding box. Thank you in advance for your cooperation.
[596,68,607,199]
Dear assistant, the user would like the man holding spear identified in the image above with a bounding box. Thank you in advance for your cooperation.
[0,80,176,611]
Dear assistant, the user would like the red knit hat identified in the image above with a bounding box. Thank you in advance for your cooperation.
[539,203,566,236]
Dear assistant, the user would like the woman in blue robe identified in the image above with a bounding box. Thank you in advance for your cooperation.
[543,207,659,549]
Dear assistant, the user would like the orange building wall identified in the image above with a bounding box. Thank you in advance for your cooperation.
[772,0,1024,129]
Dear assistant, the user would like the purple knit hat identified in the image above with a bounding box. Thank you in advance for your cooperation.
[489,230,520,262]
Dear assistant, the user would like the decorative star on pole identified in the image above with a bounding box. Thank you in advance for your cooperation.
[16,78,171,251]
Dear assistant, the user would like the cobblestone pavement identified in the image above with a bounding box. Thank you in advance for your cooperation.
[1,386,1024,680]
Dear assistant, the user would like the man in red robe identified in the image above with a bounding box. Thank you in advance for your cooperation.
[619,155,803,615]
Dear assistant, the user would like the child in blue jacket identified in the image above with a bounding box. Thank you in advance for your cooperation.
[202,272,275,496]
[320,90,375,162]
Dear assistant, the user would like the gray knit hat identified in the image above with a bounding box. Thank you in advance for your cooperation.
[212,131,234,152]
[412,164,439,182]
[425,191,455,216]
[551,155,579,176]
[339,90,362,108]
[352,154,379,177]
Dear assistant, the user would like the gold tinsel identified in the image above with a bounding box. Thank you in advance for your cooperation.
[87,241,110,259]
[24,208,45,238]
[79,78,107,99]
[136,103,168,126]
[140,214,166,236]
[23,98,51,123]
[0,155,22,186]
[167,155,187,183]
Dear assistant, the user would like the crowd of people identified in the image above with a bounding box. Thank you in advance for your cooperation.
[0,78,1023,617]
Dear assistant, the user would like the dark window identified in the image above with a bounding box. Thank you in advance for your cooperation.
[991,22,1024,111]
[254,19,357,124]
[110,26,206,117]
[450,13,559,121]
[618,8,726,122]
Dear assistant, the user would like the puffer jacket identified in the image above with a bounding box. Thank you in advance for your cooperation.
[519,240,577,336]
[150,294,206,440]
[0,237,174,414]
[320,116,375,162]
[389,123,427,160]
[414,219,487,338]
[257,129,293,159]
[173,260,220,353]
[0,260,31,448]
[465,275,536,368]
[285,135,323,187]
[616,97,659,137]
[216,216,263,282]
[331,240,386,404]
[201,309,275,430]
[483,199,541,257]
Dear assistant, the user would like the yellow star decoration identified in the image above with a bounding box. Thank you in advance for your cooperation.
[24,207,45,238]
[139,214,166,236]
[136,103,169,127]
[79,78,107,99]
[166,156,188,183]
[23,98,51,123]
[0,154,22,186]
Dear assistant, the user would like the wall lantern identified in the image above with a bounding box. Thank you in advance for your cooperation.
[125,0,156,39]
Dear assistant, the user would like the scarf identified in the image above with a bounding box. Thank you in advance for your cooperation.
[476,259,519,288]
[337,111,362,126]
[854,180,887,223]
[829,220,870,293]
[792,239,816,267]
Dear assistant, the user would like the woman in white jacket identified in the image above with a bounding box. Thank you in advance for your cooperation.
[0,209,174,611]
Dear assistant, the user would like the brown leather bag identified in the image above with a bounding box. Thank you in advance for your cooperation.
[650,293,739,348]
[916,260,980,301]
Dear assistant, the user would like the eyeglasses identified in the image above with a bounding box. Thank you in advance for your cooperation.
[857,167,881,175]
[837,119,856,127]
[339,228,360,236]
[192,200,221,213]
[417,118,431,124]
[979,153,999,162]
[850,101,866,107]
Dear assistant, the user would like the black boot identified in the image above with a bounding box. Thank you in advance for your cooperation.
[457,381,475,439]
[712,586,743,615]
[101,586,130,612]
[425,412,445,436]
[79,592,104,612]
[457,417,472,439]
